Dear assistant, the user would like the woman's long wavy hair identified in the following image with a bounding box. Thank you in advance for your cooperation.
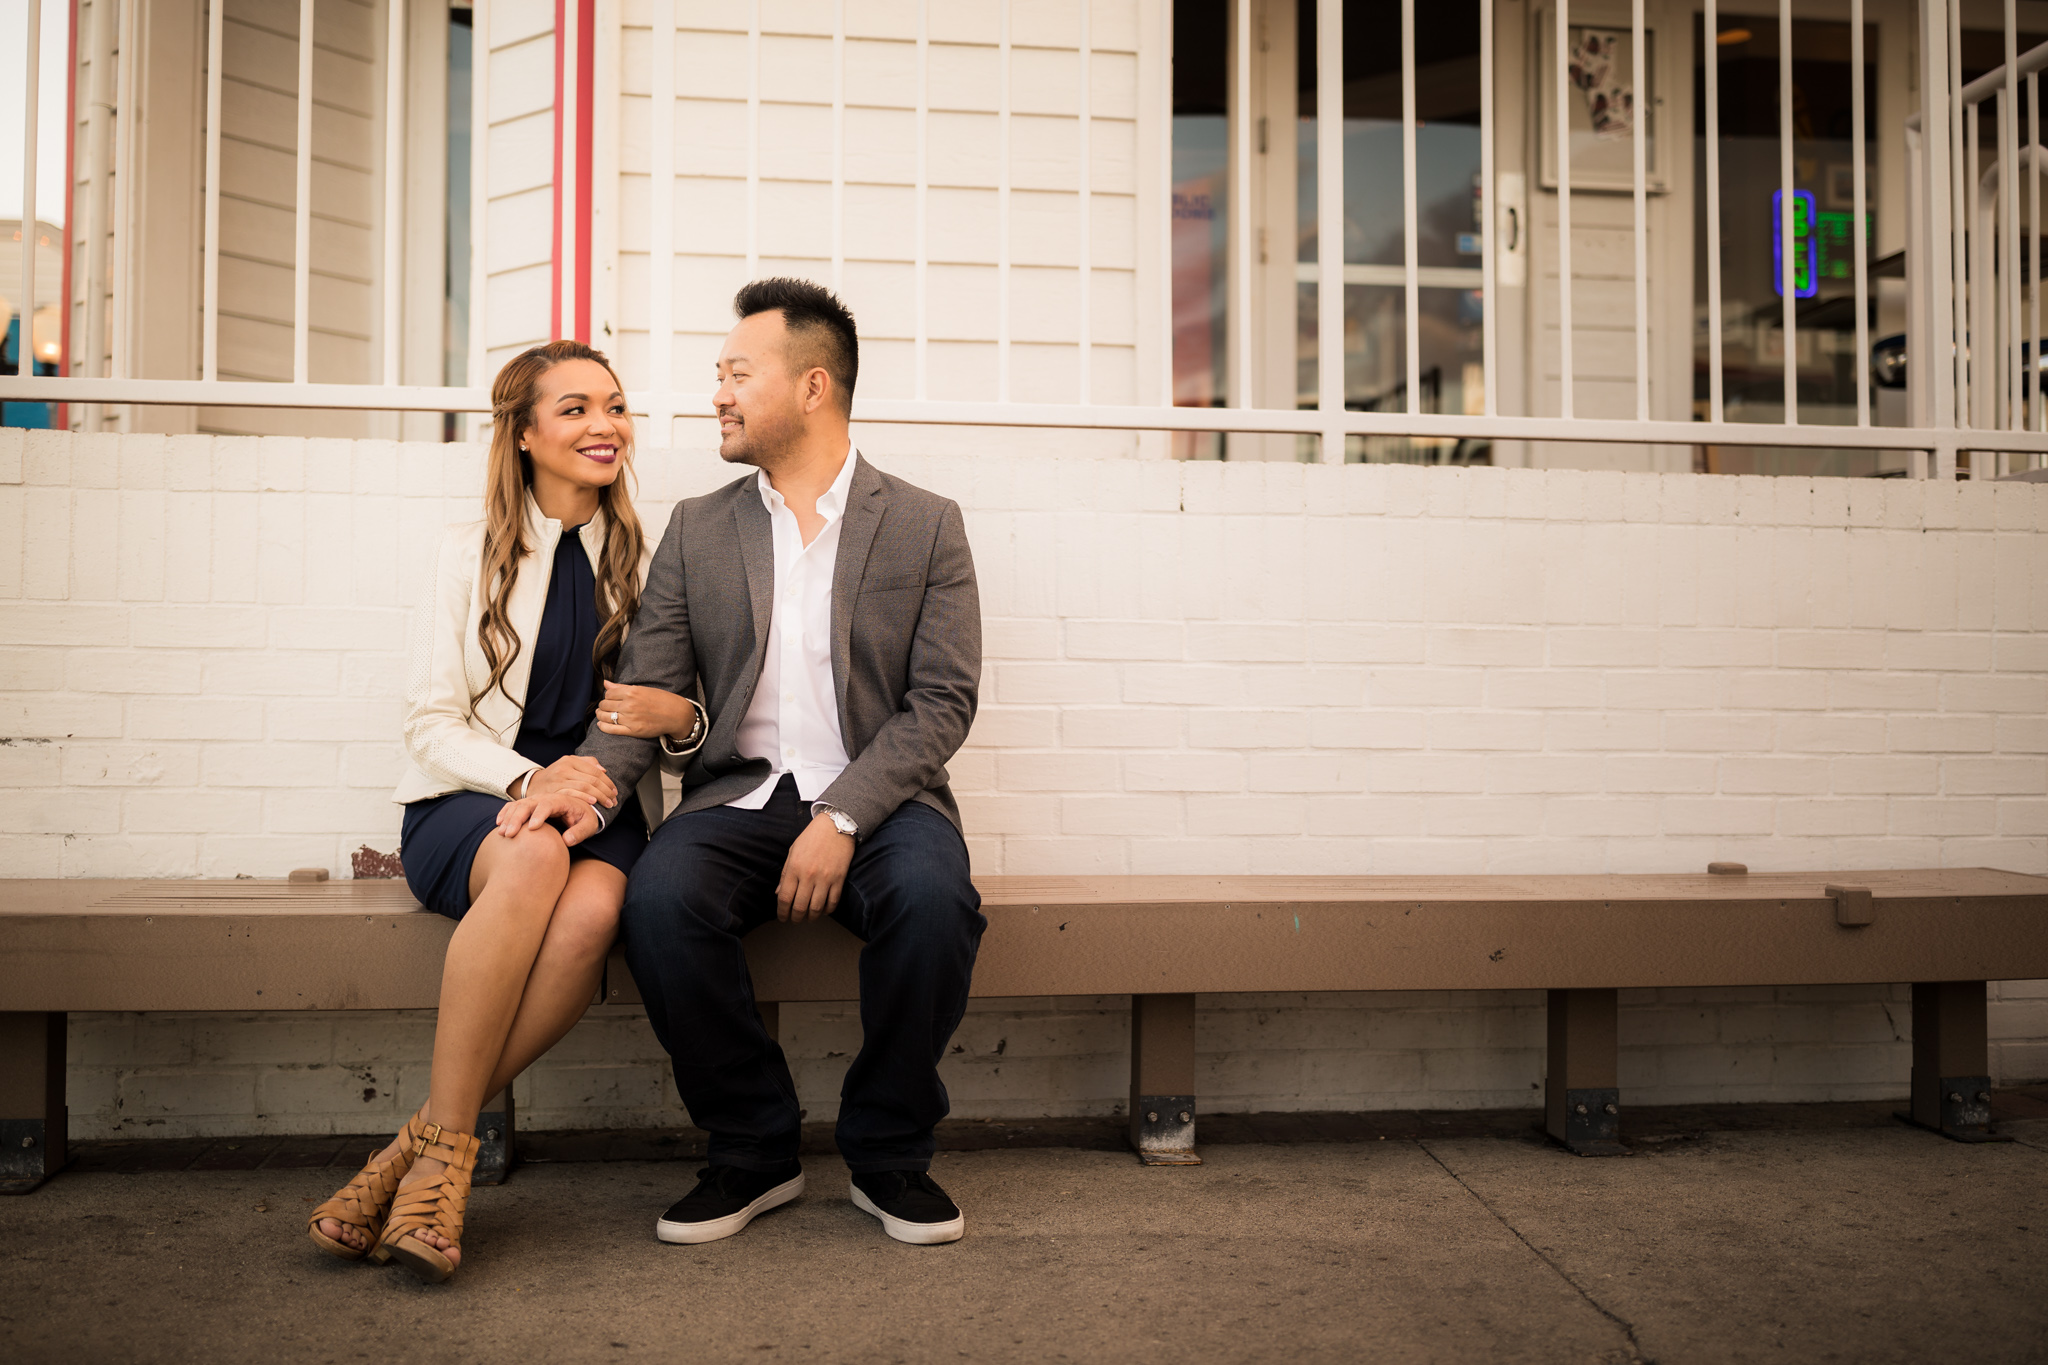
[473,340,647,711]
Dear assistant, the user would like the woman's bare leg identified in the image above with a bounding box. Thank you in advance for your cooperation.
[317,823,568,1255]
[480,859,627,1096]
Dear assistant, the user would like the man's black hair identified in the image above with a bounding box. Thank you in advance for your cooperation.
[733,277,859,414]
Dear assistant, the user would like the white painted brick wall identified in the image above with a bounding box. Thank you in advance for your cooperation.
[3,427,2046,1138]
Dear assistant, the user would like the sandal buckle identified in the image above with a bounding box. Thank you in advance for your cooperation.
[414,1121,444,1156]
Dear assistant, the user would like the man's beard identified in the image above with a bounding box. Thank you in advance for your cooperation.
[718,408,796,466]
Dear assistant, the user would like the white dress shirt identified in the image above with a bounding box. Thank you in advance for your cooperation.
[727,444,859,814]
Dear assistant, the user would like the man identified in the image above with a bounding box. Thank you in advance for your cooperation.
[509,278,983,1245]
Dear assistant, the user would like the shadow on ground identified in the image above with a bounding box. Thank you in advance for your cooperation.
[3,1107,2044,1364]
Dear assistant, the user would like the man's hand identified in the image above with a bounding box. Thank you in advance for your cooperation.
[522,755,616,808]
[776,814,855,923]
[493,792,603,847]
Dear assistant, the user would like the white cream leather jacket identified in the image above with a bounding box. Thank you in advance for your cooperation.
[391,493,678,826]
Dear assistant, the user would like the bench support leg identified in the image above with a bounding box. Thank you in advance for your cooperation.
[1907,981,2002,1142]
[1129,993,1199,1166]
[474,1085,516,1185]
[1545,988,1624,1157]
[0,1012,66,1194]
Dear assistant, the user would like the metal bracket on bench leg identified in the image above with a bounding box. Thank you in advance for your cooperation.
[1129,994,1200,1166]
[0,1012,67,1194]
[474,1086,516,1185]
[1902,982,2009,1144]
[1545,988,1627,1157]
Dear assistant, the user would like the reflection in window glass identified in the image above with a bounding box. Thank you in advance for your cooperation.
[1171,1,1229,460]
[1693,15,1905,476]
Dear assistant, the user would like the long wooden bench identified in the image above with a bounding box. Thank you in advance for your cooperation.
[4,867,2046,1192]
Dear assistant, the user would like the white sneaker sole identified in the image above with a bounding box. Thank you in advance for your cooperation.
[654,1171,805,1244]
[849,1181,965,1245]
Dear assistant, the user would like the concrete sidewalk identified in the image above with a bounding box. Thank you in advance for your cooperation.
[2,1118,2043,1365]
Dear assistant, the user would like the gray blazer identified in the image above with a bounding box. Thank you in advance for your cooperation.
[580,454,981,836]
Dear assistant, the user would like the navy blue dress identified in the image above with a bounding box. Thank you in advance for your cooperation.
[400,526,648,920]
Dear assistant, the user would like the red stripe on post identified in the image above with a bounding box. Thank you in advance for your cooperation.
[573,0,595,342]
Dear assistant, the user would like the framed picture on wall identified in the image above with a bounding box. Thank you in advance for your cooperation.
[1537,8,1667,192]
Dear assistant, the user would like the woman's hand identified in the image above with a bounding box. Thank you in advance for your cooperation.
[495,793,602,847]
[595,682,702,741]
[520,755,617,808]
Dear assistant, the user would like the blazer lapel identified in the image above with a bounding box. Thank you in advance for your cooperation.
[830,455,887,724]
[733,485,775,679]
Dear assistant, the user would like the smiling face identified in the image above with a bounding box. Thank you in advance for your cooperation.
[712,309,817,467]
[518,358,633,494]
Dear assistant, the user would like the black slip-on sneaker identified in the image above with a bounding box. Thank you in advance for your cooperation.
[655,1163,805,1244]
[849,1169,965,1245]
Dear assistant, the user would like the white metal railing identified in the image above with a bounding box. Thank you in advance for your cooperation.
[6,0,2048,475]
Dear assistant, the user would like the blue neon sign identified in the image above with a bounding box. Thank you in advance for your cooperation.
[1771,189,1819,300]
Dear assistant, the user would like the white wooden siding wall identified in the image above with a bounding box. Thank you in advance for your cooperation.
[200,0,386,437]
[606,0,1142,437]
[481,0,560,373]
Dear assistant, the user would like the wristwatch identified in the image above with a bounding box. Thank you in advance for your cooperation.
[814,803,859,841]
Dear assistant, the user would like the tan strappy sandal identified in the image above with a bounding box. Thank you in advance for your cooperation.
[374,1122,483,1284]
[306,1109,431,1261]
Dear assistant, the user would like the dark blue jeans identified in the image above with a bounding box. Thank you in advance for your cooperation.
[620,775,985,1174]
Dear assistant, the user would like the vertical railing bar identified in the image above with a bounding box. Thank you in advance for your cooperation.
[997,0,1010,402]
[1231,0,1250,410]
[1160,0,1174,410]
[19,0,40,373]
[1922,0,1955,469]
[112,0,139,384]
[2030,70,2040,436]
[1951,0,1969,435]
[2005,0,2021,447]
[1705,0,1724,423]
[1077,0,1091,405]
[203,0,224,382]
[83,0,108,414]
[830,0,844,292]
[745,0,758,279]
[1401,0,1419,416]
[293,0,315,385]
[915,0,928,400]
[1316,0,1343,460]
[1479,0,1496,419]
[1556,0,1574,419]
[382,0,405,388]
[1851,0,1868,426]
[650,0,675,438]
[1777,0,1795,423]
[1993,94,2006,433]
[1628,0,1648,421]
[468,0,489,396]
[1967,101,1980,435]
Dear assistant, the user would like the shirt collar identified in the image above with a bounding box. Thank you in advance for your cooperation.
[756,442,858,522]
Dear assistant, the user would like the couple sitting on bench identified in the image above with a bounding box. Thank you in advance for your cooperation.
[307,279,986,1283]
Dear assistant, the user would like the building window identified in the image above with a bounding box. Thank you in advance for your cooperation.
[1693,14,1891,475]
[1171,1,1487,462]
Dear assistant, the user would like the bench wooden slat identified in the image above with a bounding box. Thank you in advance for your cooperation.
[7,873,2046,1012]
[5,870,2043,1180]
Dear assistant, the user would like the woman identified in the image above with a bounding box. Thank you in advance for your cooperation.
[308,341,703,1283]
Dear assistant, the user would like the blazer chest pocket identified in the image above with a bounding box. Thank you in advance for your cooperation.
[860,572,924,595]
